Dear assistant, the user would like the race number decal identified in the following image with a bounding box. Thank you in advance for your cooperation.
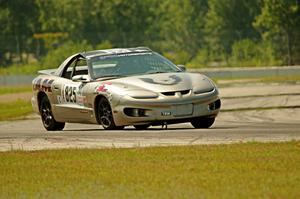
[63,85,77,103]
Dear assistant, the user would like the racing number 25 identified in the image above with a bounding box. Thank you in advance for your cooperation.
[64,85,77,103]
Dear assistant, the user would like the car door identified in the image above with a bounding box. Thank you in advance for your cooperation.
[51,57,92,123]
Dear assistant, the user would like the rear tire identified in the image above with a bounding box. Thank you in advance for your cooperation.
[134,124,150,130]
[97,97,124,130]
[40,96,65,131]
[191,117,215,129]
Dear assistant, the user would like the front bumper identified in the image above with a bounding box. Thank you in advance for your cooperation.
[112,89,220,126]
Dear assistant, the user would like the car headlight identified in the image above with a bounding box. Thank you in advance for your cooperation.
[193,87,214,94]
[193,76,215,94]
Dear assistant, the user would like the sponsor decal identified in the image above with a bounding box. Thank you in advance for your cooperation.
[33,78,53,92]
[77,95,87,105]
[140,75,182,85]
[57,95,62,104]
[78,83,85,95]
[32,78,42,90]
[97,52,152,60]
[95,82,112,93]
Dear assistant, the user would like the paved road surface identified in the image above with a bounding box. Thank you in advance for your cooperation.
[0,83,299,151]
[0,109,299,151]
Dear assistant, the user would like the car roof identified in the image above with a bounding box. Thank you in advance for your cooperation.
[81,47,152,59]
[55,47,153,76]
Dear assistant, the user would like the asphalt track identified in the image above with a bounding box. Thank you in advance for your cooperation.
[0,83,299,151]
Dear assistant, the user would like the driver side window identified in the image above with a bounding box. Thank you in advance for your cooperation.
[74,59,88,76]
[62,58,88,79]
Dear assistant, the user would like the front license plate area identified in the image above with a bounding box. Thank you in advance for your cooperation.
[172,104,193,117]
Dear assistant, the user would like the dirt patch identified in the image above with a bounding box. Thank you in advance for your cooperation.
[0,92,32,103]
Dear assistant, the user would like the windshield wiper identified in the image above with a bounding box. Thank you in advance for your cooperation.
[145,71,167,74]
[96,74,127,80]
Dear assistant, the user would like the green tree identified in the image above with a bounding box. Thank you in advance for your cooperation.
[42,41,92,68]
[0,0,39,65]
[35,0,154,48]
[254,0,300,65]
[204,0,261,63]
[153,0,208,64]
[229,39,280,66]
[100,0,155,47]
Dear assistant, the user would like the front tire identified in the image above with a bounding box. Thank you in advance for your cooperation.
[40,96,65,131]
[191,117,215,129]
[97,97,124,130]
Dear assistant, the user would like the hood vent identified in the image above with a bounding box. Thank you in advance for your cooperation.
[161,89,190,96]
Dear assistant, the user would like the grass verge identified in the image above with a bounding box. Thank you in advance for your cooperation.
[213,75,300,85]
[260,75,300,82]
[0,142,299,198]
[222,106,300,112]
[0,100,32,121]
[0,86,32,95]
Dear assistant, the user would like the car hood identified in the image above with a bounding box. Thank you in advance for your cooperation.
[106,72,215,93]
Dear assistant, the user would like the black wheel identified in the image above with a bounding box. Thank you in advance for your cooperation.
[134,124,150,130]
[98,97,124,130]
[191,117,215,129]
[40,96,65,131]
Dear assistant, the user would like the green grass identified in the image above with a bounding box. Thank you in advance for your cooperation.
[223,105,300,112]
[213,75,300,85]
[261,75,300,82]
[0,86,32,95]
[0,100,32,120]
[0,142,299,198]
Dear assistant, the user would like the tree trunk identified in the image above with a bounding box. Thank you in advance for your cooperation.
[286,30,293,65]
[15,35,23,63]
[36,39,40,60]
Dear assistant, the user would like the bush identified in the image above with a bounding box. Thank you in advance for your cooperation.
[229,39,281,67]
[0,64,40,75]
[186,49,209,68]
[96,40,113,50]
[42,41,92,68]
[186,49,229,68]
[162,50,191,65]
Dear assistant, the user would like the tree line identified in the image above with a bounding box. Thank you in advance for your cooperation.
[0,0,299,68]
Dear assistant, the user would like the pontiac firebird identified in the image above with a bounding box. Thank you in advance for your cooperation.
[31,47,221,131]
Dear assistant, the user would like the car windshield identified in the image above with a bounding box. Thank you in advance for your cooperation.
[90,52,180,79]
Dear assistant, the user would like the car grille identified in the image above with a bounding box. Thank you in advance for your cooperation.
[161,89,190,96]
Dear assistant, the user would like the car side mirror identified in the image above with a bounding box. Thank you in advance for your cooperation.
[177,65,186,72]
[72,75,89,83]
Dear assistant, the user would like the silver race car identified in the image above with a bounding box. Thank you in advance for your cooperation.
[32,47,221,130]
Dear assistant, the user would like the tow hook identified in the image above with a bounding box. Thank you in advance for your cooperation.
[162,122,168,130]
